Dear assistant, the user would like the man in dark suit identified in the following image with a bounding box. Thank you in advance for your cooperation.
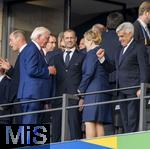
[39,34,62,124]
[0,68,11,124]
[51,29,85,142]
[133,1,150,46]
[17,27,56,124]
[97,22,150,133]
[101,12,124,134]
[0,30,27,123]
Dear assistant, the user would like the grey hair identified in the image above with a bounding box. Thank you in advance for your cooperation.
[10,30,27,41]
[116,22,134,35]
[30,27,51,40]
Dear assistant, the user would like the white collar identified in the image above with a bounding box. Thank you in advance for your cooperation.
[122,38,133,54]
[65,47,76,53]
[19,43,27,53]
[42,48,47,56]
[32,40,41,51]
[138,19,147,29]
[126,38,133,48]
[0,75,5,82]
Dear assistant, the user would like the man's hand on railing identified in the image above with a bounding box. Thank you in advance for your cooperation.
[0,106,3,111]
[78,99,84,112]
[136,89,141,97]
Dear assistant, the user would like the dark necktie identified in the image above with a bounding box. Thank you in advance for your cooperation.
[119,48,124,64]
[145,26,150,39]
[144,27,150,46]
[65,51,71,66]
[40,49,48,64]
[40,49,45,57]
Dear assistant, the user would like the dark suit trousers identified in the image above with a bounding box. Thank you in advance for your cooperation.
[51,103,62,143]
[119,92,139,133]
[146,46,150,65]
[51,99,82,142]
[20,99,41,124]
[68,100,82,140]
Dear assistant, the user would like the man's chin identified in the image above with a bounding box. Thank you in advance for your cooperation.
[66,46,74,49]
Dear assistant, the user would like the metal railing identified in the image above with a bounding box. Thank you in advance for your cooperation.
[0,83,150,142]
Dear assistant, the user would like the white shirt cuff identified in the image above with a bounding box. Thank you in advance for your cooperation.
[98,57,105,63]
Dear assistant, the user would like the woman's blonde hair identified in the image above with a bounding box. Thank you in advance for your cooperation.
[84,29,101,45]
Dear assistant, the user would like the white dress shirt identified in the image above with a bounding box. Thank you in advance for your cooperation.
[122,38,133,54]
[63,47,76,62]
[0,75,5,82]
[138,19,150,38]
[19,44,27,53]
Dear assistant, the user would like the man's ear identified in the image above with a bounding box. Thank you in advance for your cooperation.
[75,37,77,42]
[143,10,149,16]
[37,34,41,39]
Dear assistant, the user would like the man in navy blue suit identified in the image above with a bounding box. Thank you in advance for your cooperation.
[101,12,124,134]
[17,27,56,124]
[51,29,85,142]
[0,30,27,123]
[97,22,150,133]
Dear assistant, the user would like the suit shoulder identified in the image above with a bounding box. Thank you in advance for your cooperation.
[133,21,141,31]
[80,51,86,58]
[23,42,39,55]
[30,42,38,49]
[90,46,101,54]
[53,51,63,61]
[75,49,86,58]
[134,40,145,47]
[85,47,99,59]
[133,41,147,51]
[26,42,38,51]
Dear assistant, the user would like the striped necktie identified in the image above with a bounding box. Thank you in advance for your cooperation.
[65,51,71,66]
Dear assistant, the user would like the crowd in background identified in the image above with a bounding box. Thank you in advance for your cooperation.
[0,0,150,143]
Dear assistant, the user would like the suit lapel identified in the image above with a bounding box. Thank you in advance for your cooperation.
[31,42,46,63]
[68,50,78,67]
[60,52,66,68]
[61,50,79,68]
[0,76,7,84]
[118,41,135,66]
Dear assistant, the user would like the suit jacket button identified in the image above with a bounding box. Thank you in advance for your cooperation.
[65,69,68,72]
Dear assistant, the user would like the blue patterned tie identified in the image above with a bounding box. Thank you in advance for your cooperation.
[65,51,71,66]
